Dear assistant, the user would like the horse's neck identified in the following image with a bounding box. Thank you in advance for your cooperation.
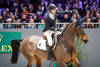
[60,23,76,48]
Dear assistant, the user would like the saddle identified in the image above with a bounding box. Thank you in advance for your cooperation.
[37,31,61,50]
[37,34,56,50]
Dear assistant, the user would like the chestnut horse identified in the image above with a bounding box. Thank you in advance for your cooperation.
[10,22,88,67]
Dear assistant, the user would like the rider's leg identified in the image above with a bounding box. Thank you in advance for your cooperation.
[46,44,54,61]
[44,30,55,61]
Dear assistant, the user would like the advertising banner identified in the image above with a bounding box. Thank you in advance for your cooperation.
[0,32,21,53]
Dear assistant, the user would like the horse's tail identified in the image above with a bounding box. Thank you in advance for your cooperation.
[10,40,22,64]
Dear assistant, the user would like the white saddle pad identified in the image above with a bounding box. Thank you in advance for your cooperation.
[37,38,47,50]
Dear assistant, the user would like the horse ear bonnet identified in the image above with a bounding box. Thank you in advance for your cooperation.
[76,17,85,28]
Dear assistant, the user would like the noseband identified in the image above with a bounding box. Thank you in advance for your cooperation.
[75,26,86,40]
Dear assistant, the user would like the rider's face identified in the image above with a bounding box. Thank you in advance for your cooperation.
[51,9,56,15]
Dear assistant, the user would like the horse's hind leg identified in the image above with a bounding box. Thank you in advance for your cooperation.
[35,55,42,67]
[27,56,35,67]
[72,57,81,67]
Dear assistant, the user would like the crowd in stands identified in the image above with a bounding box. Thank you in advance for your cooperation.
[0,0,100,29]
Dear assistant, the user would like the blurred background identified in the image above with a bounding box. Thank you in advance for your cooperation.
[0,0,100,29]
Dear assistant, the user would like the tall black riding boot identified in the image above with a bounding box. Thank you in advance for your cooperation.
[46,45,54,61]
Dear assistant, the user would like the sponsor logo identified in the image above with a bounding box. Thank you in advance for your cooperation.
[0,32,21,53]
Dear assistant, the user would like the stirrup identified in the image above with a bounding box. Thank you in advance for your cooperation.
[48,56,55,61]
[48,53,56,61]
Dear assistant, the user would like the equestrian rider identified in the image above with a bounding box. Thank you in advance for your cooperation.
[43,4,57,61]
[43,4,72,61]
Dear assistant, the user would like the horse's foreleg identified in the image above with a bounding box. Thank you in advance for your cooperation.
[72,57,81,67]
[57,61,67,67]
[35,56,42,67]
[27,61,33,67]
[59,62,67,67]
[27,64,32,67]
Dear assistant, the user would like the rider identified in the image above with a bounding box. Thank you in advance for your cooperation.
[43,4,72,61]
[43,4,57,61]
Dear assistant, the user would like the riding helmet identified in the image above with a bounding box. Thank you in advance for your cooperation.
[48,4,57,10]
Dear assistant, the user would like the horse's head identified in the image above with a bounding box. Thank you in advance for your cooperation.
[75,21,88,44]
[61,21,88,44]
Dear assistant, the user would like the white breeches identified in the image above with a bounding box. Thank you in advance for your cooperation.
[44,30,55,46]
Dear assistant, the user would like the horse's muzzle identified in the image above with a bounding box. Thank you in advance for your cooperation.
[84,40,88,44]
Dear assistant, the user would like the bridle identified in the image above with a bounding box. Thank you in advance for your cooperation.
[75,25,86,40]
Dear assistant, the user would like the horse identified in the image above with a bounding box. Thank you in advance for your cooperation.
[10,22,88,67]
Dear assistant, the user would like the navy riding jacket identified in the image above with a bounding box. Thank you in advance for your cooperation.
[43,10,72,32]
[43,14,56,32]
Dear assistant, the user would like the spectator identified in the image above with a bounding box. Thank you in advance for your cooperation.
[6,8,13,18]
[28,4,35,13]
[34,14,40,23]
[14,18,21,28]
[83,4,89,16]
[0,16,3,29]
[11,2,18,13]
[71,9,80,22]
[21,14,27,22]
[65,5,69,11]
[11,15,16,23]
[27,18,36,29]
[41,3,46,16]
[91,7,98,17]
[98,18,100,23]
[6,0,13,8]
[90,2,97,11]
[0,9,2,15]
[33,14,41,28]
[36,5,43,16]
[78,0,83,10]
[92,11,100,22]
[0,16,3,23]
[73,2,79,10]
[38,19,45,29]
[28,4,35,19]
[85,17,93,28]
[85,10,91,19]
[22,7,29,20]
[57,3,63,11]
[61,14,70,23]
[2,11,7,22]
[21,14,28,28]
[57,3,63,21]
[4,18,13,28]
[14,8,20,18]
[42,0,49,8]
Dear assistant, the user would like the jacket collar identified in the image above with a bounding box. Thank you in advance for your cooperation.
[48,13,55,20]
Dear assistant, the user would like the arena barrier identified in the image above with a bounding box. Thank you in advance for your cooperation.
[0,22,100,29]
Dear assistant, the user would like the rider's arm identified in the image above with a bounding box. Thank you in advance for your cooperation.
[56,10,72,14]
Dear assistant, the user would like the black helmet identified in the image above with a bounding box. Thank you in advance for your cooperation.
[48,4,57,10]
